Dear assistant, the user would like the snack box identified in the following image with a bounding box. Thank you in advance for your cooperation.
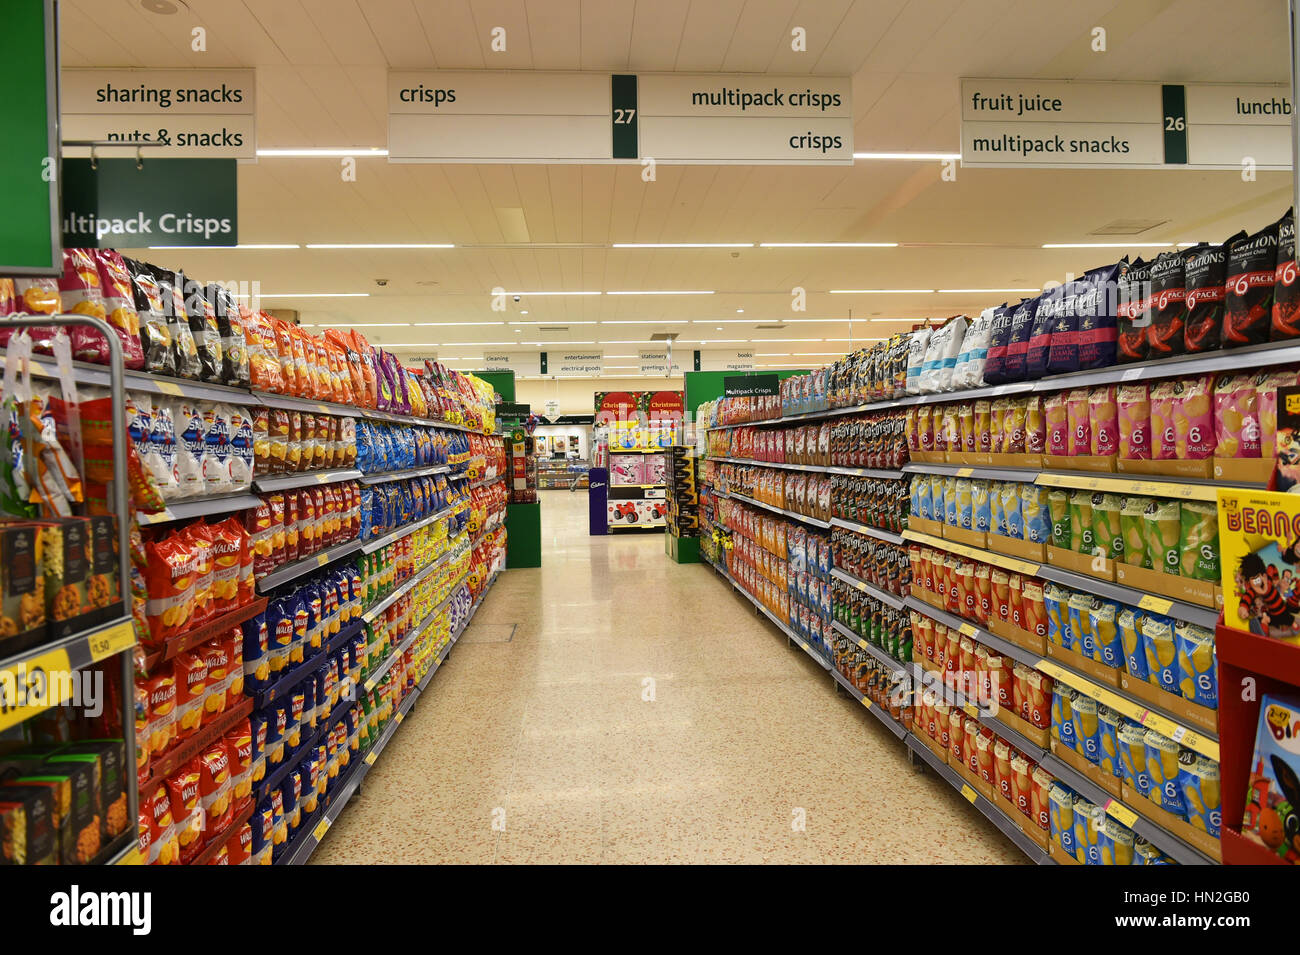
[0,522,52,655]
[0,784,56,865]
[38,516,123,641]
[53,739,128,839]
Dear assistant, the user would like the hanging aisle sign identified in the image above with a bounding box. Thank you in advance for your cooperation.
[637,73,853,165]
[960,78,1291,170]
[697,348,757,372]
[386,71,850,164]
[481,352,541,375]
[547,350,605,377]
[60,158,237,248]
[61,69,257,160]
[388,71,610,162]
[636,348,683,376]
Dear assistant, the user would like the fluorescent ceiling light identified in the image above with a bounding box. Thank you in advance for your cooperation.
[605,290,714,296]
[519,310,529,314]
[410,322,505,327]
[853,151,960,161]
[506,291,601,296]
[682,339,748,344]
[937,288,1040,294]
[1042,242,1174,249]
[599,320,691,325]
[605,354,636,358]
[605,365,638,370]
[431,341,520,346]
[593,340,648,345]
[759,242,897,248]
[792,352,848,356]
[257,147,388,157]
[611,243,752,249]
[522,341,596,345]
[374,343,444,348]
[508,320,599,325]
[148,243,300,250]
[232,292,370,299]
[305,243,454,249]
[314,322,410,328]
[828,289,933,294]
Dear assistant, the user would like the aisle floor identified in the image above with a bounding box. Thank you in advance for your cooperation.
[313,491,1025,865]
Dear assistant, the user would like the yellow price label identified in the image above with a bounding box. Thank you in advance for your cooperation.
[364,751,377,765]
[314,818,331,840]
[317,404,331,414]
[87,620,135,663]
[861,697,872,709]
[0,647,75,733]
[960,784,978,804]
[857,640,868,650]
[958,622,978,637]
[317,553,330,567]
[1104,799,1139,828]
[364,679,375,693]
[395,711,404,724]
[963,704,979,719]
[955,467,973,478]
[315,473,330,483]
[1137,594,1173,614]
[115,847,144,865]
[138,508,174,525]
[156,381,184,396]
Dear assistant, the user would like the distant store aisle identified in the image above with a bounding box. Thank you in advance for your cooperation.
[313,492,1023,864]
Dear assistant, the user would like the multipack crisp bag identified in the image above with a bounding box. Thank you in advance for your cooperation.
[1149,380,1178,459]
[1179,499,1220,581]
[1065,388,1091,456]
[1185,232,1244,352]
[1273,208,1299,340]
[1146,249,1191,358]
[1089,386,1119,456]
[1117,384,1151,460]
[1075,260,1124,370]
[1003,297,1038,382]
[1144,499,1181,575]
[1224,213,1285,348]
[1116,258,1150,364]
[1026,285,1060,379]
[1119,496,1152,567]
[981,305,1015,385]
[1214,373,1260,458]
[1044,392,1068,456]
[1174,375,1216,459]
[905,327,932,395]
[954,308,994,389]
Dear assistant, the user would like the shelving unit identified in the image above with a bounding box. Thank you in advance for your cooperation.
[254,468,363,493]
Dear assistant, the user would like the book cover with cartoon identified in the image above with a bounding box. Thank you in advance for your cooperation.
[1217,489,1300,642]
[1242,695,1300,861]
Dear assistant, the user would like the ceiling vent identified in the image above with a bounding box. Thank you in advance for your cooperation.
[649,332,678,342]
[538,326,569,332]
[756,323,788,330]
[1089,218,1168,236]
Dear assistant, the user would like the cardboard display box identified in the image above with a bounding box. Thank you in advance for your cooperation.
[943,525,988,550]
[1042,453,1116,474]
[1114,561,1221,610]
[1050,841,1082,865]
[988,616,1047,656]
[986,452,1044,469]
[1046,544,1115,581]
[1114,457,1213,479]
[1212,456,1273,486]
[914,727,950,764]
[1045,639,1122,687]
[907,516,946,538]
[986,533,1046,563]
[1117,672,1218,734]
[952,752,998,805]
[997,707,1051,750]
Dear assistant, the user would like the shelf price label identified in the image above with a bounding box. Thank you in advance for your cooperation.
[1137,594,1173,614]
[313,818,331,841]
[1104,799,1139,828]
[960,784,979,804]
[156,381,184,397]
[88,620,135,663]
[364,751,377,766]
[860,696,872,709]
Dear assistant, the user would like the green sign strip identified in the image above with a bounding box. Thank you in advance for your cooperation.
[61,158,238,248]
[1161,84,1188,165]
[611,74,638,160]
[1,0,59,273]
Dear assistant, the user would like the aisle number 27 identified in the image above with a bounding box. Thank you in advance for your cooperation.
[614,109,636,124]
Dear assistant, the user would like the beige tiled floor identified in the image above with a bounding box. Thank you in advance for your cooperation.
[312,491,1026,865]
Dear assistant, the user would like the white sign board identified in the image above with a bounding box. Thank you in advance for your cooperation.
[699,348,757,372]
[480,351,539,374]
[636,348,683,376]
[638,73,852,165]
[960,78,1291,170]
[388,71,609,163]
[62,69,257,160]
[543,399,561,418]
[549,350,604,376]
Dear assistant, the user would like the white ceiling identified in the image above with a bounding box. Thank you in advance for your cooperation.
[61,0,1295,374]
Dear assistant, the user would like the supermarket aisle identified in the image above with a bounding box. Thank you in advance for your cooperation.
[313,491,1024,864]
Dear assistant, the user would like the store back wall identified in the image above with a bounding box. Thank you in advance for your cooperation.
[513,376,683,416]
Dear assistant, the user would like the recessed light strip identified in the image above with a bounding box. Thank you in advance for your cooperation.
[759,242,897,248]
[257,147,388,157]
[611,243,753,248]
[306,243,454,249]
